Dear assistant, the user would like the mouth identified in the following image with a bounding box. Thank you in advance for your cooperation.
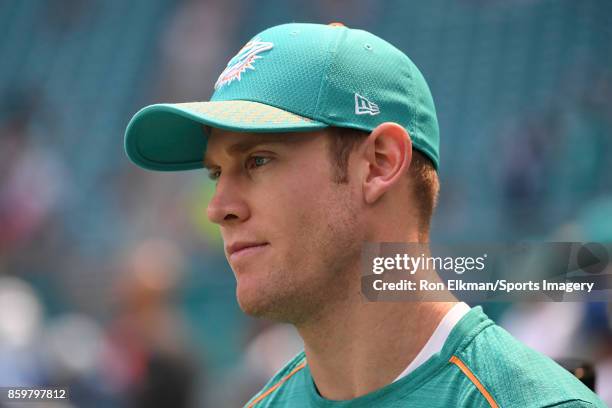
[226,242,270,262]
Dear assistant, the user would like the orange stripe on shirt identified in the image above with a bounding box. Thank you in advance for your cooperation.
[246,360,307,408]
[450,355,499,408]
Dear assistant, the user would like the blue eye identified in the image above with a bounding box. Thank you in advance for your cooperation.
[207,169,221,181]
[247,156,271,170]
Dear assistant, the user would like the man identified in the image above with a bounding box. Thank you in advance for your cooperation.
[125,23,606,407]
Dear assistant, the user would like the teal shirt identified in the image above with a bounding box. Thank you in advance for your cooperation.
[244,307,606,407]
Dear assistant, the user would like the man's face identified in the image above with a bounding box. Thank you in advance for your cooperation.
[204,129,363,324]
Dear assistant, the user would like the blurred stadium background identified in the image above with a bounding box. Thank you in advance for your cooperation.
[0,0,611,406]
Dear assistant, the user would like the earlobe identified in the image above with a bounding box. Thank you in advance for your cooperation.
[362,122,412,204]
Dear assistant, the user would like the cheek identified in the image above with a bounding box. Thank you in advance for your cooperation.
[257,162,334,216]
[274,170,335,224]
[249,169,339,252]
[249,150,362,255]
[279,181,358,251]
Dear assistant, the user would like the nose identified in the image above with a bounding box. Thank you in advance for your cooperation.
[207,178,250,225]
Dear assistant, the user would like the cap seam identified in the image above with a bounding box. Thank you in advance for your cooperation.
[406,57,418,156]
[312,26,346,123]
[404,59,438,169]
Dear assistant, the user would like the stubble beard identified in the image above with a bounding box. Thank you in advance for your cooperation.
[237,195,362,326]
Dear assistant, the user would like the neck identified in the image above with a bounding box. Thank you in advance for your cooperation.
[296,292,457,400]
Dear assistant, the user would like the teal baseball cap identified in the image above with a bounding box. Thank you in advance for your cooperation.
[124,22,440,171]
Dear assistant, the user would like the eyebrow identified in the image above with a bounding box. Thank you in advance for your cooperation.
[203,135,306,169]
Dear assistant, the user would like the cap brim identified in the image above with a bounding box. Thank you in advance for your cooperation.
[124,100,328,171]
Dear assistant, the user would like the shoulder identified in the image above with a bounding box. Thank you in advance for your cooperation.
[452,321,606,408]
[243,351,308,408]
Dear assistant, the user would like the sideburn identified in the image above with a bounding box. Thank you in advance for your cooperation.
[326,128,369,184]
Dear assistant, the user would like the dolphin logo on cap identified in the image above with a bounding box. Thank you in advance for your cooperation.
[214,38,274,90]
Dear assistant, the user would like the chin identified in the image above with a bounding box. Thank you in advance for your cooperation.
[237,295,284,321]
[235,279,272,317]
[235,280,299,322]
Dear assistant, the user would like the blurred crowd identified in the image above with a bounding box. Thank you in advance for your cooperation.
[0,0,611,406]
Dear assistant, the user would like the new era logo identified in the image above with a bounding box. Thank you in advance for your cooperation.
[354,93,380,115]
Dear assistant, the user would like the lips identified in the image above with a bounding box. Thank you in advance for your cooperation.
[226,241,269,260]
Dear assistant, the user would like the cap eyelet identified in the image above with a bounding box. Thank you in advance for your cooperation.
[364,43,373,51]
[290,30,300,36]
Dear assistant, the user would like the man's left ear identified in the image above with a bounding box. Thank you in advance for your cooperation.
[361,122,412,204]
